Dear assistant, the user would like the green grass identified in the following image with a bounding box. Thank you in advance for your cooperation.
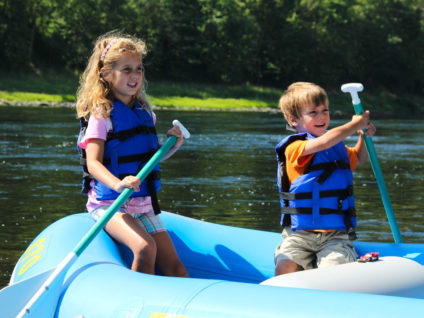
[146,81,280,109]
[0,71,77,103]
[0,71,281,109]
[0,71,422,116]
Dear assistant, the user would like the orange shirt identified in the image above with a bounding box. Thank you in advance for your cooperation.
[285,139,358,185]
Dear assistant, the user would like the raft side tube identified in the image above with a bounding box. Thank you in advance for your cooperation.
[261,256,424,299]
[57,262,424,318]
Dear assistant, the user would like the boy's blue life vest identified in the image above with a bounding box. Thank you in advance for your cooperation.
[77,100,162,214]
[275,132,357,240]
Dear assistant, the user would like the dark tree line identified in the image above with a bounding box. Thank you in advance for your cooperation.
[1,0,423,93]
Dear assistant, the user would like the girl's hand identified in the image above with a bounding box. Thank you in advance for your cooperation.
[113,175,141,193]
[166,125,184,147]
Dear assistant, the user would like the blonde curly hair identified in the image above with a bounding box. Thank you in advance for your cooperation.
[278,82,329,126]
[76,31,149,120]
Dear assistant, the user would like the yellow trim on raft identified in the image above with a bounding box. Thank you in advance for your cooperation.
[18,237,46,275]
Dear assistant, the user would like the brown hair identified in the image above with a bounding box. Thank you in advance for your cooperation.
[278,82,328,125]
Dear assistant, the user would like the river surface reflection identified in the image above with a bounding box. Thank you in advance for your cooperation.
[0,106,423,287]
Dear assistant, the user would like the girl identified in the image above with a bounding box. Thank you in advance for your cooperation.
[76,32,188,277]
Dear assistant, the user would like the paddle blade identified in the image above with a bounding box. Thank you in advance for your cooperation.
[0,267,63,318]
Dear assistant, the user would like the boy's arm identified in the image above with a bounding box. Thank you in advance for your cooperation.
[302,111,372,157]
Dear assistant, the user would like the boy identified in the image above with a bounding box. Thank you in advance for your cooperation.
[274,82,376,276]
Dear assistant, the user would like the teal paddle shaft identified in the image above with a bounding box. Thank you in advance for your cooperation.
[73,135,177,256]
[342,84,402,243]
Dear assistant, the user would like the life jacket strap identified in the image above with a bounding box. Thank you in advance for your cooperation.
[344,210,357,240]
[82,173,92,194]
[103,150,157,166]
[107,125,157,142]
[280,186,353,202]
[281,206,356,216]
[118,171,160,181]
[147,174,161,215]
[305,160,350,184]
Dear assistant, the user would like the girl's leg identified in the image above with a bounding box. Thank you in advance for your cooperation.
[152,231,189,277]
[105,212,157,274]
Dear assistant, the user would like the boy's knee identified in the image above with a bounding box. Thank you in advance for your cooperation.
[275,259,298,276]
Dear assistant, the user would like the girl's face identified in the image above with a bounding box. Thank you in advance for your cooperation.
[103,53,143,105]
[290,103,330,137]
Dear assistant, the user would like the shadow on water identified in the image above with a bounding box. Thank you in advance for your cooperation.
[0,106,423,288]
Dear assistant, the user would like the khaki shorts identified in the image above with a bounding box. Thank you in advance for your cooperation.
[274,227,358,270]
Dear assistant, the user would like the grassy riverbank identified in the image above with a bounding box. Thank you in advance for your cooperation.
[0,71,422,116]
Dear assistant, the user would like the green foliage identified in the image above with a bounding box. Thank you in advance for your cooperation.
[0,0,423,94]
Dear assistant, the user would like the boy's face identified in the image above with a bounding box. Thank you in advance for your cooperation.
[290,103,330,137]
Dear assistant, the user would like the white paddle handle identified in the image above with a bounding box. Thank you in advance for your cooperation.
[172,120,191,139]
[341,83,363,105]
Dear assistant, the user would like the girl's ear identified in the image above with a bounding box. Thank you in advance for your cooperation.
[100,69,110,82]
[99,70,110,88]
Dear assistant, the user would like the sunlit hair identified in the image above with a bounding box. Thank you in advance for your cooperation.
[76,31,150,120]
[278,82,329,126]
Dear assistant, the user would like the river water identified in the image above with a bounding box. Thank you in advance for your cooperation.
[1,106,423,288]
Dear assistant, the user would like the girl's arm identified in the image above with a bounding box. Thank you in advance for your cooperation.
[303,111,372,156]
[86,138,141,193]
[161,125,184,161]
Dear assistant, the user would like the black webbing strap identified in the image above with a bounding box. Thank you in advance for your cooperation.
[344,213,357,240]
[107,125,157,142]
[79,148,94,194]
[119,170,160,181]
[133,160,161,215]
[281,206,356,216]
[82,174,92,194]
[147,174,161,215]
[304,160,350,184]
[280,186,353,202]
[103,150,157,166]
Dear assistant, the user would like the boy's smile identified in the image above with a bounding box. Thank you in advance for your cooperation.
[290,103,330,137]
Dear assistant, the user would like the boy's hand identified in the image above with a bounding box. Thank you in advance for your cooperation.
[358,122,376,137]
[351,110,374,134]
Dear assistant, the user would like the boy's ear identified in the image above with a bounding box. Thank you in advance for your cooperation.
[288,115,298,127]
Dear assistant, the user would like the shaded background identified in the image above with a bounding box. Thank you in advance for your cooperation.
[1,0,423,96]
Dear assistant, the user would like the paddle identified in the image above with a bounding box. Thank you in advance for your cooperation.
[341,83,402,243]
[0,120,190,318]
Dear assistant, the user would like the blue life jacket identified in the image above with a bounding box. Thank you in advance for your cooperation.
[77,100,161,213]
[275,132,357,240]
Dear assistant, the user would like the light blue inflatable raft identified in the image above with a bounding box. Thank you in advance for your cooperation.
[3,211,424,317]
